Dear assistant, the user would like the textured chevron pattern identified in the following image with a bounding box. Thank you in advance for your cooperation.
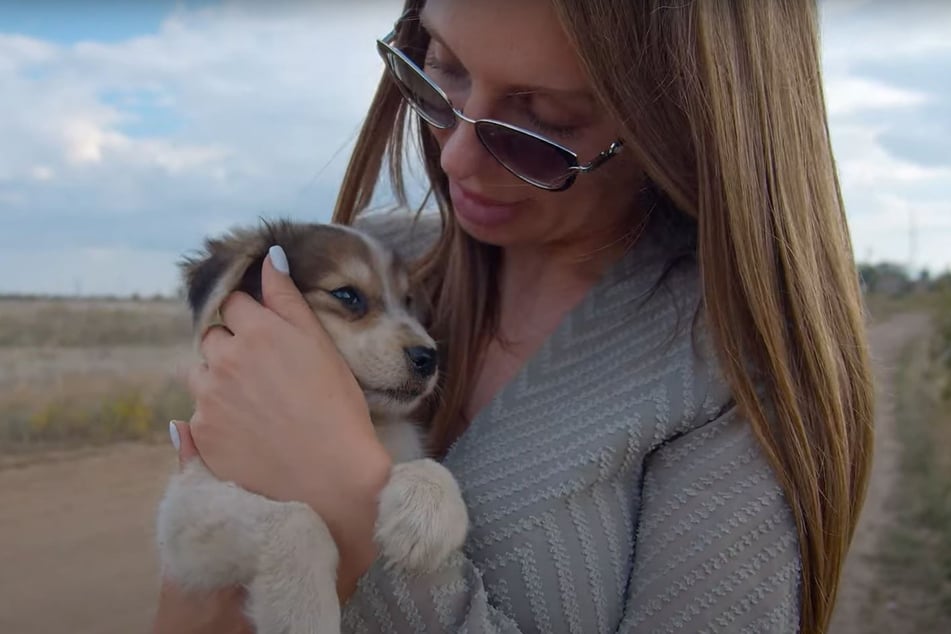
[341,212,802,633]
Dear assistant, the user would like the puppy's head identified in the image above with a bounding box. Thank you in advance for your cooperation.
[181,219,438,418]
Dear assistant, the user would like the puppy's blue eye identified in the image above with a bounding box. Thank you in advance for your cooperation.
[329,286,366,314]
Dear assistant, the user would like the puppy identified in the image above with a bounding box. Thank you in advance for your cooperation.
[155,219,468,634]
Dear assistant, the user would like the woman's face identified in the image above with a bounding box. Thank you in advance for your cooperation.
[419,0,641,253]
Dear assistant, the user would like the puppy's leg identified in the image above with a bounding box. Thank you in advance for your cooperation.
[156,460,264,590]
[157,460,341,634]
[374,458,469,573]
[244,501,341,634]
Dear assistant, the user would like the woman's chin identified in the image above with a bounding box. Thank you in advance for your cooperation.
[453,209,507,244]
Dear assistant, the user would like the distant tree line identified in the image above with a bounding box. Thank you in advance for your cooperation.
[858,262,951,296]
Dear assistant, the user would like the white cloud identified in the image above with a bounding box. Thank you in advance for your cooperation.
[820,0,951,66]
[830,124,951,186]
[818,1,951,275]
[30,165,54,182]
[59,115,231,172]
[0,34,59,71]
[62,117,124,165]
[2,2,398,180]
[1,1,403,295]
[1,0,948,295]
[824,78,930,116]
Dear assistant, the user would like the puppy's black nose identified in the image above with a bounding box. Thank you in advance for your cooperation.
[405,346,438,378]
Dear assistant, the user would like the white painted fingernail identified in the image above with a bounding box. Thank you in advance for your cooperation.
[269,245,290,275]
[168,421,181,452]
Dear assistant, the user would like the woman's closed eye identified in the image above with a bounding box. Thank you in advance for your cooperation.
[425,55,584,140]
[425,54,468,86]
[511,92,585,140]
[520,102,582,139]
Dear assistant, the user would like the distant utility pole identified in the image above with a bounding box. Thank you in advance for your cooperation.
[908,209,917,278]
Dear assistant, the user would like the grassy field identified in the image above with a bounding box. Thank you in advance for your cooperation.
[1,290,949,632]
[0,296,192,347]
[874,292,951,631]
[0,296,195,454]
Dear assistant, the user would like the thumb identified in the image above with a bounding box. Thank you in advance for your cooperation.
[261,244,322,332]
[169,420,199,469]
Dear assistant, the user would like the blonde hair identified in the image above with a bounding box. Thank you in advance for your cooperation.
[332,2,875,632]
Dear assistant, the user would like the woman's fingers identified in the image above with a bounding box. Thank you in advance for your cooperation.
[176,420,201,464]
[151,578,254,634]
[198,323,235,368]
[218,290,267,338]
[170,420,200,469]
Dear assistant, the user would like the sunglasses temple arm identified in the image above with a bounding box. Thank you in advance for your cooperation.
[574,140,624,173]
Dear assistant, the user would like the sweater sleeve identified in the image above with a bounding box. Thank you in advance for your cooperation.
[340,405,801,633]
[618,405,802,633]
[340,551,522,633]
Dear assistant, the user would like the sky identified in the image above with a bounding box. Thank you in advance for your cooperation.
[1,0,948,296]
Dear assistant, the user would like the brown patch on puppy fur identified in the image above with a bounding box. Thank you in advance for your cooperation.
[181,218,438,418]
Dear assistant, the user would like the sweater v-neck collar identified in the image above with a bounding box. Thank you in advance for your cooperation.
[444,226,674,462]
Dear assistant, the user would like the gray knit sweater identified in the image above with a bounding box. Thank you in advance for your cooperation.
[343,212,802,633]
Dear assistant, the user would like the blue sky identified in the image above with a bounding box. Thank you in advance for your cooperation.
[1,0,949,296]
[0,1,214,45]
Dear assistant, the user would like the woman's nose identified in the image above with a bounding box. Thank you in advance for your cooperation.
[436,94,496,183]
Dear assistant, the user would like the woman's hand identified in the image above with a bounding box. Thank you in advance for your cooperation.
[152,423,253,634]
[152,580,253,634]
[182,246,392,599]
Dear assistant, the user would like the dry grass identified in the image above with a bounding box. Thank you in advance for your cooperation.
[0,374,192,452]
[0,297,195,456]
[863,290,942,325]
[876,295,951,631]
[0,297,191,347]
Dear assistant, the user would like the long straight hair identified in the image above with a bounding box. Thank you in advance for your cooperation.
[332,2,875,632]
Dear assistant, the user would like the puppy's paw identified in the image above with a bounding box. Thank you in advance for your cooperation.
[374,459,469,573]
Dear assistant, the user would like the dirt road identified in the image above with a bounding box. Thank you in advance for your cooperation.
[0,442,175,634]
[828,311,930,634]
[0,312,927,634]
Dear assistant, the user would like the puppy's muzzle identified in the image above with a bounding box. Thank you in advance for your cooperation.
[405,346,438,379]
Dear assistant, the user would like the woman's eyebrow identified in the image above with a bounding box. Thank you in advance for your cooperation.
[418,13,459,59]
[418,12,596,110]
[508,86,597,109]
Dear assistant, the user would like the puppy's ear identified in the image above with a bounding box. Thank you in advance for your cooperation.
[179,228,268,340]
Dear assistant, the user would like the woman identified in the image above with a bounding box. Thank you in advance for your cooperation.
[152,0,874,632]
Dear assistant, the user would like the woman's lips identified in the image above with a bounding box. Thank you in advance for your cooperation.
[449,181,521,227]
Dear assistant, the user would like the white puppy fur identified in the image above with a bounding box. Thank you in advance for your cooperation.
[155,220,469,634]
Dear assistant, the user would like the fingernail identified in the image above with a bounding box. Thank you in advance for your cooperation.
[268,245,290,275]
[168,421,181,452]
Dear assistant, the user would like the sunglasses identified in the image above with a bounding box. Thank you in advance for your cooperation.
[376,29,624,192]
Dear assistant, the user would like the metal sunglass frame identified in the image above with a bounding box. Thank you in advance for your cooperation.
[376,29,624,192]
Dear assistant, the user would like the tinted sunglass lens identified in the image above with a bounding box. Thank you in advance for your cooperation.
[476,122,573,189]
[384,51,455,128]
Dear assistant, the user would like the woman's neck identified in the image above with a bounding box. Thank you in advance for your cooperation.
[495,239,626,345]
